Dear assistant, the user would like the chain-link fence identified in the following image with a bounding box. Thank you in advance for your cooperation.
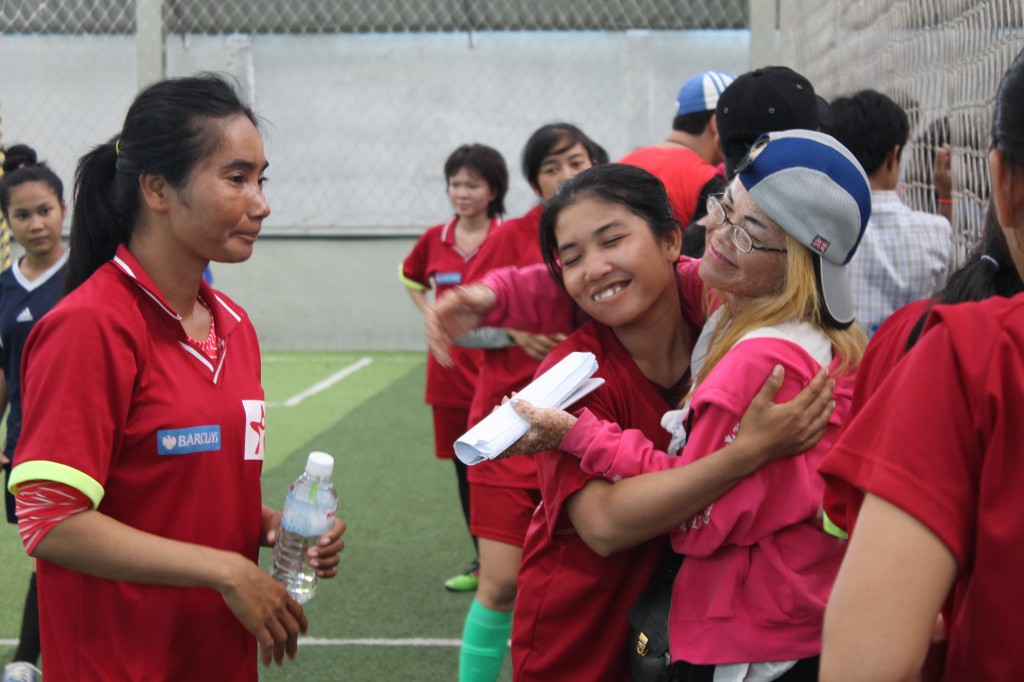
[780,0,1024,261]
[4,0,1023,253]
[1,0,750,235]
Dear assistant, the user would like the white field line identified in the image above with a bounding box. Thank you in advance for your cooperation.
[263,354,420,364]
[0,637,462,648]
[299,637,461,647]
[272,357,374,408]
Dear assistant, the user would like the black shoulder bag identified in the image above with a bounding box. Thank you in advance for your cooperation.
[627,550,683,682]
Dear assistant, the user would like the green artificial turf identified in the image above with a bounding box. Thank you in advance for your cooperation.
[0,352,512,681]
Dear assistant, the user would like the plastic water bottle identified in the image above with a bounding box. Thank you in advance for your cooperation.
[272,451,338,604]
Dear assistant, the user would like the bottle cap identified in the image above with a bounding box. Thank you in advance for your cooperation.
[305,451,334,478]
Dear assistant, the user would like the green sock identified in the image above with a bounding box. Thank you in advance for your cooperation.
[459,599,512,682]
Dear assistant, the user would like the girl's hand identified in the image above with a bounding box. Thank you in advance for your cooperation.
[934,145,953,203]
[308,517,347,579]
[734,366,835,468]
[504,397,578,457]
[426,284,498,367]
[507,330,567,361]
[260,505,283,547]
[219,553,308,667]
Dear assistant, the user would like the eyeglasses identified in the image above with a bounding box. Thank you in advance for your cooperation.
[706,195,788,255]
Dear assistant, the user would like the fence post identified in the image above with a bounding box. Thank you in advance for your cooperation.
[749,0,779,69]
[136,0,166,89]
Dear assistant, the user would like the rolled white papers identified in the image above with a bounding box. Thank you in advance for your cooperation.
[454,351,604,465]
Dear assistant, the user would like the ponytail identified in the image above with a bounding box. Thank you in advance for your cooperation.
[65,140,133,293]
[938,207,1024,305]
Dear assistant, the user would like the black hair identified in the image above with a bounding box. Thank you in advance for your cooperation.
[66,72,259,293]
[443,144,509,217]
[905,206,1024,349]
[672,110,715,136]
[993,47,1024,167]
[538,163,679,283]
[0,144,65,218]
[827,90,909,175]
[521,123,609,192]
[941,207,1024,304]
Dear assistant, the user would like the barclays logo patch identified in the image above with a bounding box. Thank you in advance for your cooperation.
[435,272,462,286]
[157,425,222,455]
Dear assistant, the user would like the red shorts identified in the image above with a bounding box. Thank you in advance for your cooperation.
[469,483,542,547]
[432,406,470,460]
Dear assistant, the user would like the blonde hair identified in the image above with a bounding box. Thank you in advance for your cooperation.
[689,232,867,404]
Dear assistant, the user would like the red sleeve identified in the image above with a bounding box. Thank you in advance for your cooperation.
[401,227,436,289]
[820,309,987,570]
[821,299,933,535]
[12,300,139,503]
[15,481,92,554]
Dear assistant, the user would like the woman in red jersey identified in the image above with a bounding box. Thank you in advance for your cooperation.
[7,75,346,681]
[401,143,509,592]
[456,123,608,682]
[820,47,1024,682]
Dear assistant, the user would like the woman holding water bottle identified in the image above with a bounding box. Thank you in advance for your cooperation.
[6,74,345,681]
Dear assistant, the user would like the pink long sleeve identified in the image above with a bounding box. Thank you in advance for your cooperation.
[479,263,583,334]
[560,408,685,477]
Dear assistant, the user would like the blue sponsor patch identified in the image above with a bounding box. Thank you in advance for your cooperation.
[435,272,462,286]
[158,425,222,455]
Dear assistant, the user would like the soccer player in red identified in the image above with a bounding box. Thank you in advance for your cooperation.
[820,48,1024,681]
[7,75,346,681]
[401,143,509,591]
[455,123,607,681]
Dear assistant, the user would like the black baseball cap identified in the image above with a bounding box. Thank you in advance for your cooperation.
[716,66,833,178]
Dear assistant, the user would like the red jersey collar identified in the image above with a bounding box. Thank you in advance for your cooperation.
[439,215,503,256]
[110,245,242,338]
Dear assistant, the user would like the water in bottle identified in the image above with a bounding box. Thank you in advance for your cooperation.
[272,451,338,604]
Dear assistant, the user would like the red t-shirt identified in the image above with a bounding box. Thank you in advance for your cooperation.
[465,205,545,488]
[512,294,702,681]
[822,298,933,534]
[619,145,719,225]
[820,294,1024,681]
[10,246,265,682]
[401,216,499,408]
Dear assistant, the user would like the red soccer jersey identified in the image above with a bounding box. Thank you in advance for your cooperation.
[10,246,265,682]
[512,296,703,681]
[401,216,499,408]
[465,205,545,488]
[820,295,1024,681]
[619,145,719,225]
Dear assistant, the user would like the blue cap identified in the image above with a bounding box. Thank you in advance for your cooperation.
[676,71,735,116]
[737,129,871,328]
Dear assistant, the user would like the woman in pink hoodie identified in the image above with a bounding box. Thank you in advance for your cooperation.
[433,129,870,680]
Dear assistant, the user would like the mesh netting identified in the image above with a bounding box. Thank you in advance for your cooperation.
[3,0,1023,250]
[1,1,749,232]
[780,0,1024,260]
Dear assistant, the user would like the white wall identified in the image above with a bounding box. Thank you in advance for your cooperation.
[2,30,751,349]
